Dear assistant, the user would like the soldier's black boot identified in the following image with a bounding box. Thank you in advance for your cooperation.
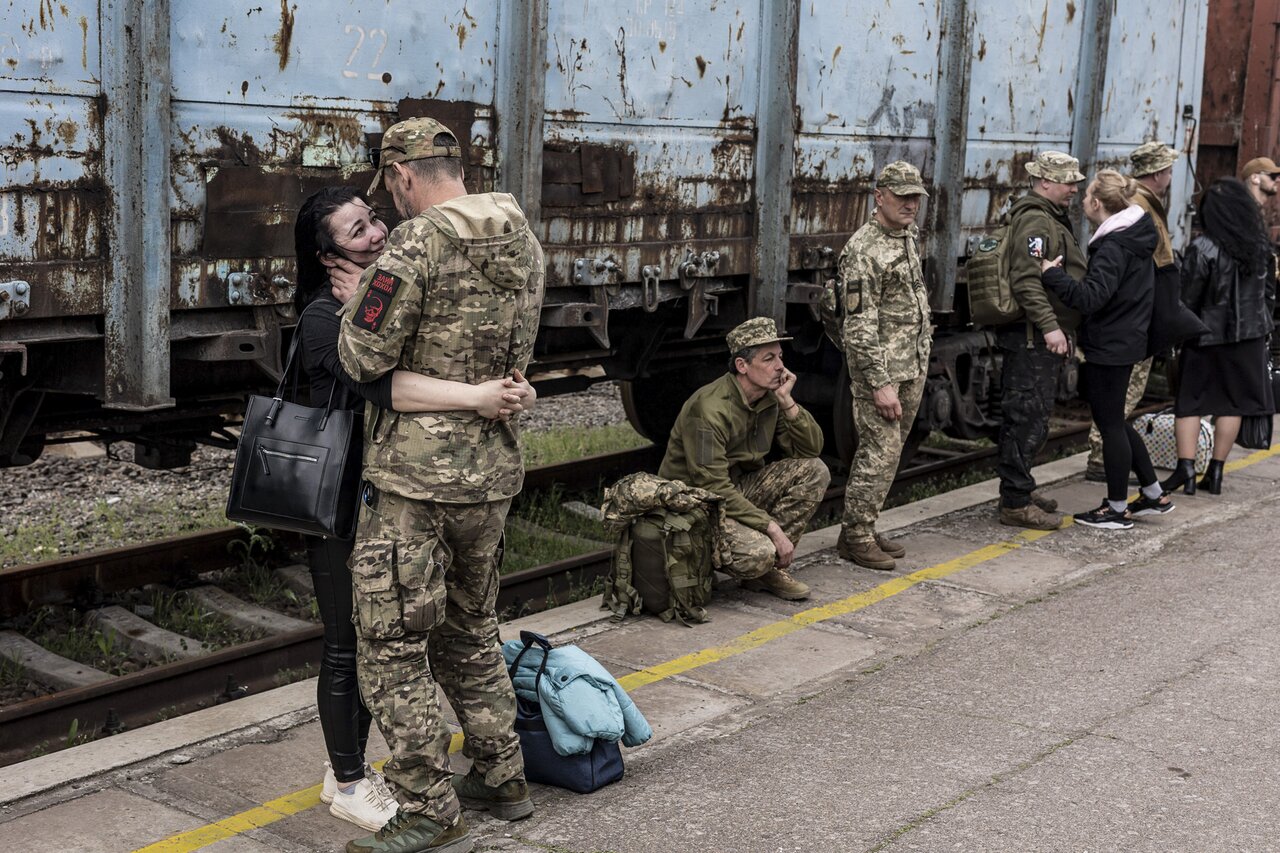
[1160,458,1197,496]
[1197,459,1224,495]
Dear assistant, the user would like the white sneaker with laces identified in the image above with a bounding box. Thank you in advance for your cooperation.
[320,762,337,805]
[328,768,399,831]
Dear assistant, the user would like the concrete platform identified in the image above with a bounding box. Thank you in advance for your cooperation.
[3,438,1278,852]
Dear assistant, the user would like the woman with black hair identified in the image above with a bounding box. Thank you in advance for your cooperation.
[1161,178,1276,495]
[293,185,533,831]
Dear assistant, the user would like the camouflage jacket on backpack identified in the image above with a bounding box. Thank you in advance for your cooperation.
[600,472,731,625]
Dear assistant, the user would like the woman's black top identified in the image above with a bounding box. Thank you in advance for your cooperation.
[297,294,394,411]
[1179,234,1277,346]
[1041,212,1157,366]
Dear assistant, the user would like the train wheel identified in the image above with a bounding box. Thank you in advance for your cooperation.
[620,362,722,445]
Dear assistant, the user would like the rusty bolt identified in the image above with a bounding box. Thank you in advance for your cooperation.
[12,301,27,316]
[272,276,291,288]
[573,273,584,284]
[13,282,27,296]
[228,272,249,287]
[706,251,721,264]
[593,259,606,273]
[0,291,8,303]
[680,262,697,278]
[228,290,242,304]
[575,259,585,269]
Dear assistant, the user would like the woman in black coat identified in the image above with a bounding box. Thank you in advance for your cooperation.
[1040,169,1173,529]
[1160,178,1276,495]
[292,186,533,830]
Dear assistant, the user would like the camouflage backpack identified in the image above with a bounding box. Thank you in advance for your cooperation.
[965,223,1025,325]
[600,472,727,626]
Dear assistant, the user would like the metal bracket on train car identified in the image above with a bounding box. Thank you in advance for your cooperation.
[678,250,722,289]
[571,257,621,292]
[801,245,837,271]
[641,265,662,312]
[0,342,27,376]
[682,279,720,339]
[226,272,257,306]
[0,281,31,321]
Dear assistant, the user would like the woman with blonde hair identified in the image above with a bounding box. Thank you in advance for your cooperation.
[1040,169,1172,529]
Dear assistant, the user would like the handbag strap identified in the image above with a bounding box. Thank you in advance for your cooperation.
[271,300,343,429]
[508,631,553,695]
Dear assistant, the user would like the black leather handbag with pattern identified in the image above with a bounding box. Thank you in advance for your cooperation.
[225,308,363,538]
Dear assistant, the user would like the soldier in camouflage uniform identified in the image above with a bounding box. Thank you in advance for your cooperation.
[834,161,932,570]
[994,151,1087,530]
[337,117,544,853]
[659,317,830,601]
[1082,141,1181,480]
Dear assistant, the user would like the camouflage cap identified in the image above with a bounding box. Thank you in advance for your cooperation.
[726,317,792,352]
[1129,141,1179,177]
[876,160,929,197]
[368,117,463,193]
[1242,156,1280,180]
[1025,150,1086,184]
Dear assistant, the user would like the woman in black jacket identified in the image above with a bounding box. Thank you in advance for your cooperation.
[1161,178,1276,495]
[293,186,533,830]
[1040,169,1173,529]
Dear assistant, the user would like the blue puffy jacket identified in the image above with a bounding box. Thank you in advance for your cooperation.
[501,641,653,756]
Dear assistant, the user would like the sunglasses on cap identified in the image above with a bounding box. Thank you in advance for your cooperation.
[368,143,407,170]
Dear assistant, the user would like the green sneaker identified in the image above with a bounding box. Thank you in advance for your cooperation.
[345,810,472,853]
[451,768,534,821]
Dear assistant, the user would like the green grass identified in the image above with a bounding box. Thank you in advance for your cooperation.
[23,607,131,676]
[503,486,611,574]
[521,423,649,468]
[0,656,27,689]
[147,590,241,651]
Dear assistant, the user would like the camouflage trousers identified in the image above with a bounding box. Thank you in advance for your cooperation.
[349,490,522,824]
[719,457,830,579]
[841,374,926,543]
[1087,357,1151,468]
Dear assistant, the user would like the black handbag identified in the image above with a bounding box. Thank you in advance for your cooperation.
[225,307,363,538]
[1147,262,1208,357]
[508,631,624,794]
[1235,343,1277,450]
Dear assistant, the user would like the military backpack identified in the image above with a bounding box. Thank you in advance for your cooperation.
[600,473,725,626]
[965,225,1025,325]
[819,276,860,352]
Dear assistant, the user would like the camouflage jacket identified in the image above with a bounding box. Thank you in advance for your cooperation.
[658,373,824,532]
[338,192,545,503]
[837,218,932,392]
[1005,193,1085,336]
[1132,183,1174,268]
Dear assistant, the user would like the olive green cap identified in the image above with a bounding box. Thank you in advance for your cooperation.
[368,117,463,193]
[1025,150,1086,184]
[876,160,929,197]
[1129,141,1179,177]
[726,317,792,352]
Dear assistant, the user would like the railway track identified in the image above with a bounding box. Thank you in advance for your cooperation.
[0,408,1156,767]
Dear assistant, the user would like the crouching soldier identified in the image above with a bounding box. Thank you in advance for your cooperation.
[658,317,831,601]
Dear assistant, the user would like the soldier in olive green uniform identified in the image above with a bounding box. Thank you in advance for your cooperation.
[337,118,544,853]
[994,151,1087,530]
[834,162,932,570]
[659,317,830,601]
[1083,141,1180,480]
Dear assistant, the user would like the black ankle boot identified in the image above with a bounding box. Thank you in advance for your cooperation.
[1161,458,1197,496]
[1198,459,1224,495]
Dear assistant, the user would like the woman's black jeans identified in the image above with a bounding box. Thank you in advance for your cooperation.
[1080,361,1158,503]
[306,534,372,783]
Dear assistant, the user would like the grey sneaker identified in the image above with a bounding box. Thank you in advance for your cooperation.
[999,503,1063,531]
[451,769,533,821]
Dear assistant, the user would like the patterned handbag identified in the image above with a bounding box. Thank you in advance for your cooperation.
[1134,410,1214,473]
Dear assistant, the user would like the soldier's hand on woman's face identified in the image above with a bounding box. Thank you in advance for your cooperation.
[872,385,902,422]
[326,256,365,304]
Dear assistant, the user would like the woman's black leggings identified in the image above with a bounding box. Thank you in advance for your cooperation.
[1080,361,1158,502]
[306,534,372,783]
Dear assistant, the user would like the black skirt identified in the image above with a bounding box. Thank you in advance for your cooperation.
[1175,335,1275,417]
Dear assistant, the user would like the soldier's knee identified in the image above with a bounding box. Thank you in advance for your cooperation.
[728,536,776,580]
[797,456,831,495]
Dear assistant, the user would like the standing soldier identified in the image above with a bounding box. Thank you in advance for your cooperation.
[1084,141,1180,481]
[338,117,544,853]
[993,151,1086,529]
[835,161,932,571]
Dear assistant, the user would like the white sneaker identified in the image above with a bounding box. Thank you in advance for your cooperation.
[328,768,399,831]
[320,762,337,805]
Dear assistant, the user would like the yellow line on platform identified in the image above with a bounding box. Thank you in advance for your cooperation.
[134,442,1280,852]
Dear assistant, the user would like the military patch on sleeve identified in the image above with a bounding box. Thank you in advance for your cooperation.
[352,269,403,334]
[1027,236,1046,259]
[845,279,863,314]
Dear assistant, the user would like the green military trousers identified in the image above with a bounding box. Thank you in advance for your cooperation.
[841,374,927,543]
[349,489,523,824]
[720,457,831,578]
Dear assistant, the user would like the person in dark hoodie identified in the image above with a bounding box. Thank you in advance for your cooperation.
[1040,169,1173,529]
[1160,178,1276,496]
